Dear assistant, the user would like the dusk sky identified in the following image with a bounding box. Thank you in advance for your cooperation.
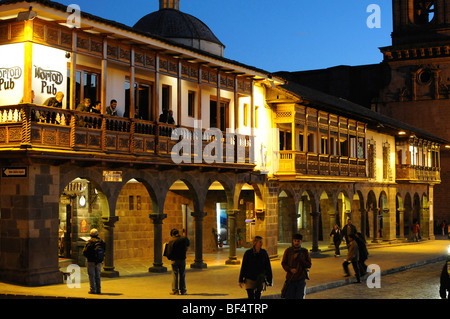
[57,0,393,73]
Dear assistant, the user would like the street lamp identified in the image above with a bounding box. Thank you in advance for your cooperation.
[16,7,37,21]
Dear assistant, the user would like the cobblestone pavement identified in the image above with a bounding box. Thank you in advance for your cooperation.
[307,260,445,299]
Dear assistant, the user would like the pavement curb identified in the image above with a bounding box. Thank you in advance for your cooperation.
[262,255,447,299]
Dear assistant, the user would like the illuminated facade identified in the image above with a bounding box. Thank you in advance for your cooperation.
[0,0,446,286]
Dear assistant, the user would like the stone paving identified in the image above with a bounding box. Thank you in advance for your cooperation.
[0,239,448,299]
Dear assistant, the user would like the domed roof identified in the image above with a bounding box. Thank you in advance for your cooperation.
[133,8,224,48]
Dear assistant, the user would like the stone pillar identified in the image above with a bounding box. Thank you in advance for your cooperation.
[372,209,381,243]
[328,211,336,248]
[360,208,367,240]
[149,213,167,273]
[421,207,430,239]
[190,211,207,269]
[101,216,119,278]
[398,208,405,239]
[0,163,62,286]
[226,209,240,265]
[381,208,392,241]
[310,211,321,253]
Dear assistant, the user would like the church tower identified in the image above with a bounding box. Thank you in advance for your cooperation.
[392,0,450,45]
[378,0,450,226]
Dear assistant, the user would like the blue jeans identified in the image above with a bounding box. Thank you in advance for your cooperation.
[171,260,187,294]
[284,279,306,299]
[87,262,102,293]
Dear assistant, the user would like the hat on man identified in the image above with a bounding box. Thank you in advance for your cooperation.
[90,229,99,237]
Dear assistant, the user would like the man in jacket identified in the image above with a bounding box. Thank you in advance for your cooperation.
[82,228,106,294]
[166,228,190,295]
[281,233,312,299]
[343,234,361,283]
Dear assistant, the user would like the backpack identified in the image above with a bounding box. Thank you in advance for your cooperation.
[84,239,105,264]
[93,241,105,264]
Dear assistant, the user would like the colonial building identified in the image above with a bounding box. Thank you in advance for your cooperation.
[277,0,450,226]
[0,0,446,286]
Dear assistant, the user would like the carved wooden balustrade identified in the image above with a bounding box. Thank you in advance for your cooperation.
[0,104,254,168]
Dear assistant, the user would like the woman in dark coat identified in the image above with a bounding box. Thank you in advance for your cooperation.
[238,236,273,299]
[330,224,342,257]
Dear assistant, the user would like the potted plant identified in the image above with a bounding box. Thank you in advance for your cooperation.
[236,228,243,247]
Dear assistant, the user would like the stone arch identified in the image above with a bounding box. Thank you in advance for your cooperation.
[58,176,110,264]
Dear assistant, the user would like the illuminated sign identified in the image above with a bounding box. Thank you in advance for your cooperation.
[103,170,123,182]
[0,43,24,105]
[32,44,68,107]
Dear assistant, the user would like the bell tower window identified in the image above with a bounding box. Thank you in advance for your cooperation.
[161,0,179,10]
[414,0,435,24]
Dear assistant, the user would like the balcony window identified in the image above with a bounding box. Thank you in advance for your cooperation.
[188,91,196,118]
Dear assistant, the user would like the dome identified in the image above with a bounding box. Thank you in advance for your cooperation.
[133,8,225,56]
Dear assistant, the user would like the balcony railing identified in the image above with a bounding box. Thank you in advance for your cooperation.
[0,104,254,168]
[278,150,367,178]
[396,164,441,183]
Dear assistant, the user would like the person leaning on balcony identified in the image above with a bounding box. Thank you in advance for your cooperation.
[43,91,64,108]
[106,99,118,116]
[76,98,91,127]
[90,101,101,114]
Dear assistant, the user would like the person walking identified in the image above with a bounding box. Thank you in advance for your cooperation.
[342,234,361,283]
[281,233,312,299]
[166,228,190,295]
[355,232,368,276]
[412,220,420,242]
[330,224,342,257]
[82,228,106,294]
[342,219,357,245]
[238,236,273,299]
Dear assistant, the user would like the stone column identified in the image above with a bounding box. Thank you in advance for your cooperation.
[372,209,381,243]
[149,213,167,273]
[398,208,405,239]
[359,208,367,239]
[226,209,240,265]
[310,211,321,253]
[190,211,207,269]
[101,216,119,278]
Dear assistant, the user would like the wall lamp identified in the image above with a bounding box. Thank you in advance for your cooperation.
[17,7,37,21]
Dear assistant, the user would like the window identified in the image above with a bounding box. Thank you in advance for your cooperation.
[279,130,292,150]
[209,99,229,131]
[383,142,390,180]
[243,103,249,127]
[414,0,435,24]
[125,80,153,120]
[321,136,328,154]
[367,140,376,179]
[67,68,100,108]
[188,91,195,118]
[162,85,171,112]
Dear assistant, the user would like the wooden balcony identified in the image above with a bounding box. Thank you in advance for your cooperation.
[0,104,255,170]
[396,164,441,184]
[277,151,367,180]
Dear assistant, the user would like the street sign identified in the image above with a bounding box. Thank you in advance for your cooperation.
[2,167,27,177]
